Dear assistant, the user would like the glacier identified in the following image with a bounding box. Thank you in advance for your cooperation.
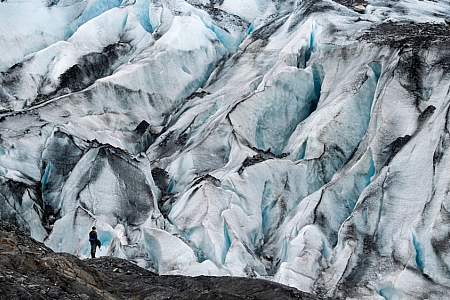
[1,0,450,298]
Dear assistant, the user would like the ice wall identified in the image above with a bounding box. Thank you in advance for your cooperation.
[2,0,450,298]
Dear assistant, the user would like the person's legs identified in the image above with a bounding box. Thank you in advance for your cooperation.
[91,243,96,258]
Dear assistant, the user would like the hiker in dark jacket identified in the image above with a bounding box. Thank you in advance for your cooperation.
[89,226,101,258]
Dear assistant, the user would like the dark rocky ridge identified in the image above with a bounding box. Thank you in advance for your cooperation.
[0,221,318,300]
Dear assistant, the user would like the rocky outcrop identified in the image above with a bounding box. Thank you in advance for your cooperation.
[0,221,316,300]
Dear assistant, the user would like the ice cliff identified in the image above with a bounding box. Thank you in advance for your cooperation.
[1,0,450,298]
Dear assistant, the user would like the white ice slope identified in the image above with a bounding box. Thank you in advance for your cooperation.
[1,0,450,298]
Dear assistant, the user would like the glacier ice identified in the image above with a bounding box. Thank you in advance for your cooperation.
[2,0,450,298]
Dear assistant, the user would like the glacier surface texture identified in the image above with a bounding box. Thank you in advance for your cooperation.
[1,0,450,298]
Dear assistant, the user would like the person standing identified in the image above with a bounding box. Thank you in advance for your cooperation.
[89,226,101,258]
